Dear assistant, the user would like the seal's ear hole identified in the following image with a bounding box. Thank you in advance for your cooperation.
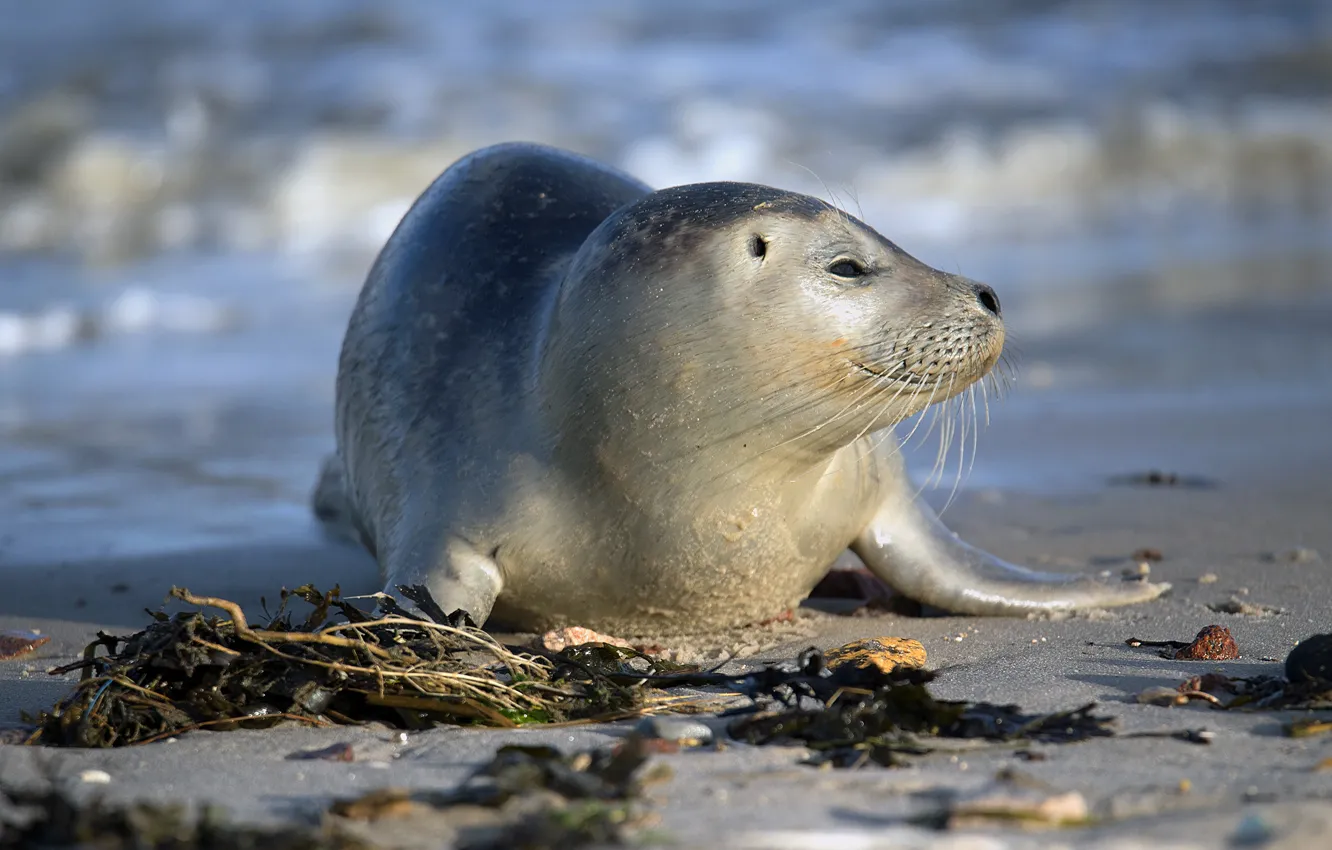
[749,235,767,260]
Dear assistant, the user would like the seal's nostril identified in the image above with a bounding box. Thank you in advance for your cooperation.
[974,283,1000,317]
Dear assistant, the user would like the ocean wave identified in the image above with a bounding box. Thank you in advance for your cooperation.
[0,0,1325,264]
[0,288,240,356]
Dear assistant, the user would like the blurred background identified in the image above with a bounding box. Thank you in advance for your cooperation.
[1,0,1329,572]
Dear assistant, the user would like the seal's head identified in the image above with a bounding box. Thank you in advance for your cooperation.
[542,183,1005,469]
[733,190,1005,425]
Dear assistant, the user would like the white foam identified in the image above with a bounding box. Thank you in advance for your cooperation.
[0,288,238,357]
[105,288,237,335]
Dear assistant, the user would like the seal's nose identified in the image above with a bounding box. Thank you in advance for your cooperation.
[973,283,1001,317]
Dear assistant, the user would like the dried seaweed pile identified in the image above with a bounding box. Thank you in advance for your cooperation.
[27,583,1131,765]
[727,651,1115,768]
[27,585,690,747]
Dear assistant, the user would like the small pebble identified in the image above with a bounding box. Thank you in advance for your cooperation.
[78,770,112,784]
[1197,573,1219,584]
[637,716,714,746]
[1231,812,1275,846]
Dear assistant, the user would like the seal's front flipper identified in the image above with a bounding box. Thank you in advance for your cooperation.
[385,537,504,627]
[850,455,1169,616]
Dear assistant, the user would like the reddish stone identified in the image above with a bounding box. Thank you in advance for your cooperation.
[1173,625,1239,660]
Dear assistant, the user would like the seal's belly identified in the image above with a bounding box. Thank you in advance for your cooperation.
[490,449,882,633]
[492,539,849,634]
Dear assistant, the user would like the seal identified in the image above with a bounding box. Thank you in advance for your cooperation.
[313,142,1168,633]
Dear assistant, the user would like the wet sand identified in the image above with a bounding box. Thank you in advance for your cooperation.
[4,293,1331,848]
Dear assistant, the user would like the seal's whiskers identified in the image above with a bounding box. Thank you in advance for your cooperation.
[758,355,905,455]
[938,384,980,516]
[712,347,916,486]
[929,373,959,488]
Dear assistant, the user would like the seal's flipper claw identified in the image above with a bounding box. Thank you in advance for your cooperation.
[385,537,503,627]
[851,459,1168,616]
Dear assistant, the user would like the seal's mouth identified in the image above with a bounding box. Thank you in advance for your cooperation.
[851,360,883,379]
[849,359,934,389]
[847,340,1002,395]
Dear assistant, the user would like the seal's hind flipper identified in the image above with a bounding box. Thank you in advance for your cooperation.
[851,449,1169,615]
[311,454,370,552]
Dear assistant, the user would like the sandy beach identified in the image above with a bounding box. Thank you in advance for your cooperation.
[5,284,1332,847]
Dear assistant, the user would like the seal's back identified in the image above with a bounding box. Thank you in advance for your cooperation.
[332,143,651,547]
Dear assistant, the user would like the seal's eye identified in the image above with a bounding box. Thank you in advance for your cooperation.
[750,235,767,259]
[828,259,867,279]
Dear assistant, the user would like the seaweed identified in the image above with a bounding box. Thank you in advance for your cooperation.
[0,739,667,849]
[0,783,370,850]
[26,585,697,747]
[726,650,1115,768]
[28,587,1122,770]
[325,736,669,849]
[1137,633,1332,720]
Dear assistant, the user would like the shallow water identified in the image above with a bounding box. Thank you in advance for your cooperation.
[1,0,1330,575]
